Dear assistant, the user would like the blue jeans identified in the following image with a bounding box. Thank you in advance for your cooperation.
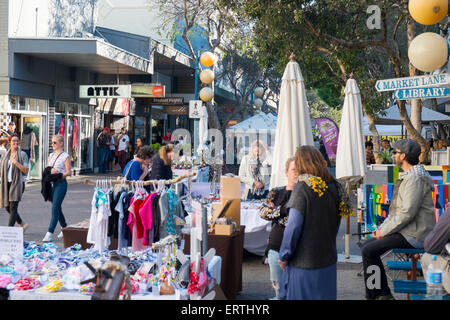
[268,249,284,300]
[48,179,67,233]
[97,148,108,173]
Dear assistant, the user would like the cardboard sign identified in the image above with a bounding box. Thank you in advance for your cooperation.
[0,226,23,259]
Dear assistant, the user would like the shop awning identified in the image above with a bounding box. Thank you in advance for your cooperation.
[9,37,153,75]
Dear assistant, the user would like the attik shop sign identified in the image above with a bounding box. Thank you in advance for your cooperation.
[79,85,131,99]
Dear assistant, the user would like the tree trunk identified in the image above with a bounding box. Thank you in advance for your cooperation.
[407,18,422,135]
[429,98,446,139]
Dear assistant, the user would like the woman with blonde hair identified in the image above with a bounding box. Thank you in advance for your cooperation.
[149,144,174,180]
[278,146,350,300]
[42,134,71,242]
[239,140,271,200]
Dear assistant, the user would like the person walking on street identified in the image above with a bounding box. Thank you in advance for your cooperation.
[42,135,71,242]
[97,127,110,173]
[117,127,130,171]
[361,139,436,300]
[260,157,298,300]
[0,134,29,230]
[277,146,346,300]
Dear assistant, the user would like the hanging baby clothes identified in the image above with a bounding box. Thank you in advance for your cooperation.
[127,187,149,251]
[87,187,111,252]
[114,189,129,250]
[138,192,158,246]
[165,189,178,235]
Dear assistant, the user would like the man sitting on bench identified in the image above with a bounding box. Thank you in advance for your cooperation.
[421,206,450,295]
[361,139,436,300]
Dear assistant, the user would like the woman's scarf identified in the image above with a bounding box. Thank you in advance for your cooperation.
[297,173,352,218]
[0,148,25,207]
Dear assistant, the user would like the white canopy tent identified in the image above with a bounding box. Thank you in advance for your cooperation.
[228,112,277,132]
[373,104,450,125]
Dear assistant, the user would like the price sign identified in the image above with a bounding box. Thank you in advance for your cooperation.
[0,227,23,259]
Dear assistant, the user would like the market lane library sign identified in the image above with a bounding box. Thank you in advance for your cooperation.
[394,87,450,100]
[375,73,450,92]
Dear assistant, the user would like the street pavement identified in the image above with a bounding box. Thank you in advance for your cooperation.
[0,170,407,300]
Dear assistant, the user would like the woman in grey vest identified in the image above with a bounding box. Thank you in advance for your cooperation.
[278,146,350,300]
[0,134,29,229]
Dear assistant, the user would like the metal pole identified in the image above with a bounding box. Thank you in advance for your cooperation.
[201,201,208,256]
[194,51,200,157]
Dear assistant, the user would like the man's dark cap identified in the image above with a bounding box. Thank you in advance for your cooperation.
[392,139,421,159]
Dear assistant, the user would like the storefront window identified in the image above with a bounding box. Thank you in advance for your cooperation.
[29,99,37,112]
[10,96,17,110]
[69,103,79,114]
[135,116,147,142]
[80,117,91,169]
[68,115,80,168]
[81,104,90,115]
[55,102,66,114]
[37,99,47,113]
[19,97,26,111]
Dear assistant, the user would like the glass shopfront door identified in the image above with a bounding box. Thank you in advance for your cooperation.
[21,116,43,179]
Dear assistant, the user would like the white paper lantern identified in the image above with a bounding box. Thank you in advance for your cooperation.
[199,87,214,102]
[408,32,448,72]
[200,69,215,84]
[254,87,264,97]
[254,98,263,108]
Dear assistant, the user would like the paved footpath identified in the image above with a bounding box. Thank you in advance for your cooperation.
[0,171,407,300]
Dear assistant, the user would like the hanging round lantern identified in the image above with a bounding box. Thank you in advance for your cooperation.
[200,69,215,84]
[409,0,448,25]
[408,32,448,72]
[254,98,263,108]
[199,87,214,102]
[200,52,215,67]
[254,87,264,97]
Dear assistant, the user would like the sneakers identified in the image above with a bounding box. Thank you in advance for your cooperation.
[21,223,29,233]
[57,231,63,239]
[42,232,53,242]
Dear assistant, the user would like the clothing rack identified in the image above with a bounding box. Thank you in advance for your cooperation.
[83,171,197,187]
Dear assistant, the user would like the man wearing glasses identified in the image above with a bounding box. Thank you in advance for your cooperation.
[360,139,436,300]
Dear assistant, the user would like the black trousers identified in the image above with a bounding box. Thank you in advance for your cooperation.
[361,233,414,299]
[5,182,24,227]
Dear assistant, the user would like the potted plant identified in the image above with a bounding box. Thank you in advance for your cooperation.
[375,149,394,164]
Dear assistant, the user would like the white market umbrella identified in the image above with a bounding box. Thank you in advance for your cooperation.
[335,75,366,262]
[269,54,314,189]
[197,105,209,157]
[335,76,367,180]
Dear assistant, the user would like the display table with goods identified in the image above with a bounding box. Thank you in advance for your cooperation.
[1,237,221,300]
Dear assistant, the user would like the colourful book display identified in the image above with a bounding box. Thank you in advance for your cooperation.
[361,165,450,237]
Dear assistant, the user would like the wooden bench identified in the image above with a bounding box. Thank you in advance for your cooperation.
[387,248,425,300]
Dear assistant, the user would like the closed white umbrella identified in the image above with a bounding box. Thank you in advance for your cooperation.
[197,105,209,158]
[269,54,314,189]
[335,75,366,262]
[336,76,367,180]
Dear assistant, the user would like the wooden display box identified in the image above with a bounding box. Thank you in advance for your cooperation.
[214,224,235,236]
